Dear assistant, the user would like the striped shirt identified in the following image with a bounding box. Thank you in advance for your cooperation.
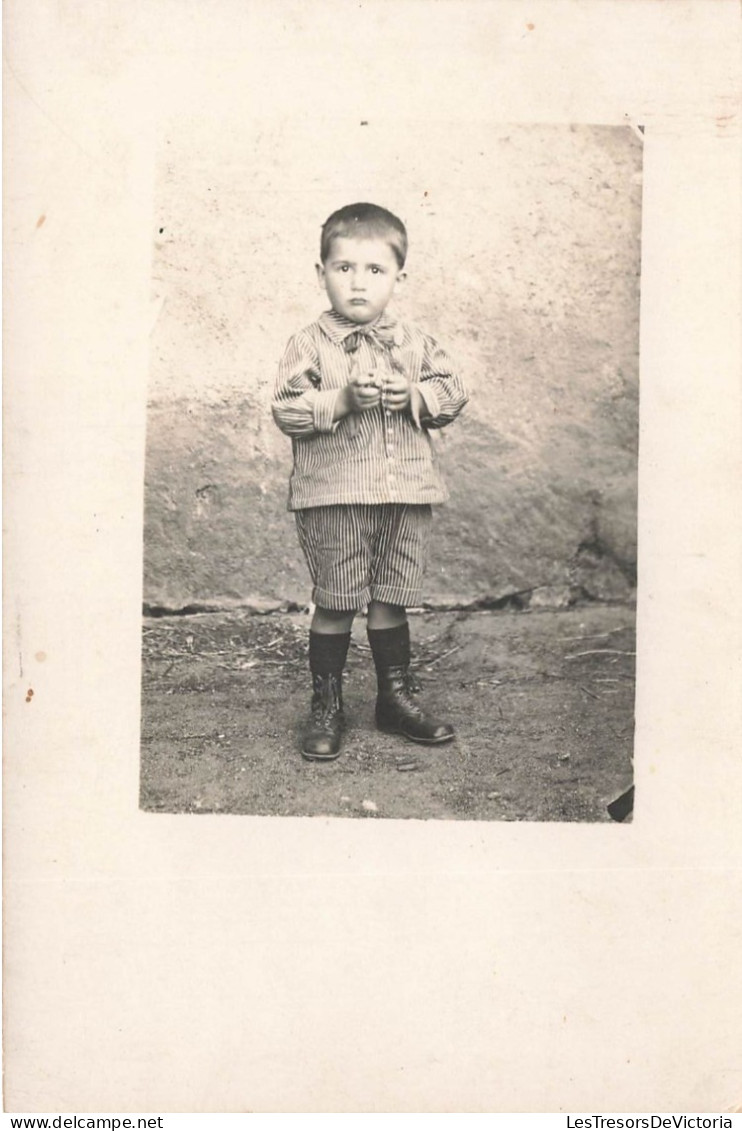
[272,309,468,510]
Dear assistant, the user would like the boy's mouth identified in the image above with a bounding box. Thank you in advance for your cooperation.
[350,298,368,305]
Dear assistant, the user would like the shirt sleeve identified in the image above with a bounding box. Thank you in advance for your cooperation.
[411,333,469,430]
[271,330,341,437]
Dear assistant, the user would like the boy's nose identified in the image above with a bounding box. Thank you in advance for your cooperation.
[351,275,365,291]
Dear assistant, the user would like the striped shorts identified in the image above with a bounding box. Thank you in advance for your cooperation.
[295,504,432,611]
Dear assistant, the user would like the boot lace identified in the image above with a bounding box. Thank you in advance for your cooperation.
[390,670,425,717]
[311,675,342,730]
[406,670,423,695]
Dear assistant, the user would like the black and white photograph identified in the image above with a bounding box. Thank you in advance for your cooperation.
[5,0,741,1116]
[140,119,641,822]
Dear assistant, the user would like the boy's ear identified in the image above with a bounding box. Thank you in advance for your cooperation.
[395,270,407,289]
[315,262,326,286]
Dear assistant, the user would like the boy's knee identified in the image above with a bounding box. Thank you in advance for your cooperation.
[367,600,408,630]
[312,606,357,632]
[369,600,405,615]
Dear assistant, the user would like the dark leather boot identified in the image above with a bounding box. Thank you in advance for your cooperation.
[375,665,454,744]
[301,672,345,761]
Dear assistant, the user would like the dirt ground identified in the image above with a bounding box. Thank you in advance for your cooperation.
[140,602,635,822]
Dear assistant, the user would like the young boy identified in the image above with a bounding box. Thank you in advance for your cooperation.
[272,202,468,761]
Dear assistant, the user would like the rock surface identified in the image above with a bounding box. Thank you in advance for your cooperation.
[144,122,641,608]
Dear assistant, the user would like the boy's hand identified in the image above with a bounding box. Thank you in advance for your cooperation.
[346,368,382,413]
[381,370,411,413]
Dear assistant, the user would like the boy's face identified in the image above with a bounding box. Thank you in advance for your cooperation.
[317,236,405,324]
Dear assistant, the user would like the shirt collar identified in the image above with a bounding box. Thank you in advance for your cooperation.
[318,308,401,346]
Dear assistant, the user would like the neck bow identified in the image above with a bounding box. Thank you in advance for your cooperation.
[342,321,404,356]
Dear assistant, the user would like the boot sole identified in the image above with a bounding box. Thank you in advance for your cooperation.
[376,722,455,745]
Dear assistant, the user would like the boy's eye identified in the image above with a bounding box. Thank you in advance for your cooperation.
[370,266,383,274]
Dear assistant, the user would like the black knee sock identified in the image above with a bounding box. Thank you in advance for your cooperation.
[309,631,351,676]
[367,623,410,673]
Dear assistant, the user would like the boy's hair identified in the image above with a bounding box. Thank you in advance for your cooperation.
[320,203,408,269]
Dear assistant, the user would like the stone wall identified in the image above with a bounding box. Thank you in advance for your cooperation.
[144,120,641,610]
